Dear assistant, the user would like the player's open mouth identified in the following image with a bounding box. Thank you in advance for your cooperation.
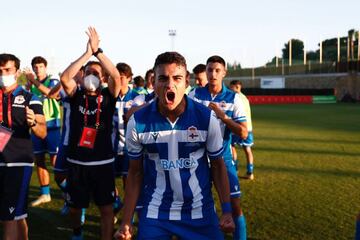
[166,92,175,102]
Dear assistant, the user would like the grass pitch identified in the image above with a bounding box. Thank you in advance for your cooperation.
[2,103,360,239]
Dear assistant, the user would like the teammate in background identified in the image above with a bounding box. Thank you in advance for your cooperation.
[144,69,154,94]
[114,52,234,240]
[60,27,123,240]
[0,53,47,240]
[184,70,193,94]
[193,63,208,87]
[229,80,255,180]
[112,62,138,220]
[132,76,147,95]
[25,56,62,207]
[188,56,248,240]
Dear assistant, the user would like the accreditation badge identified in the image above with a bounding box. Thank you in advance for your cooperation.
[78,127,97,149]
[0,125,13,152]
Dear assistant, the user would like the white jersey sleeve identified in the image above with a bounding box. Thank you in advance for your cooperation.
[232,93,247,123]
[206,112,224,160]
[132,94,146,107]
[125,115,143,159]
[187,88,196,99]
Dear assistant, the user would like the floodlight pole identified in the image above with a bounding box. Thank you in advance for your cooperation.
[337,36,341,63]
[169,29,176,51]
[289,39,292,66]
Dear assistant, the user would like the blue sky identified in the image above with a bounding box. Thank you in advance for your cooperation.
[1,0,359,76]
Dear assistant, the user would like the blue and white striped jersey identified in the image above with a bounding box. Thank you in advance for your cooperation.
[126,96,223,220]
[188,83,247,162]
[59,91,71,146]
[112,87,139,155]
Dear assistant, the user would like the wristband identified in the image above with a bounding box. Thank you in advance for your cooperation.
[93,48,103,57]
[221,202,232,214]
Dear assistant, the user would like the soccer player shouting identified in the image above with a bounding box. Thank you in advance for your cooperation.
[114,52,234,240]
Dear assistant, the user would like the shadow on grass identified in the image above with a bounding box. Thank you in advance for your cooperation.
[255,145,359,157]
[26,186,103,240]
[257,135,360,145]
[258,164,360,178]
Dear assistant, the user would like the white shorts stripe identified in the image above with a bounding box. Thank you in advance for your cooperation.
[66,158,114,166]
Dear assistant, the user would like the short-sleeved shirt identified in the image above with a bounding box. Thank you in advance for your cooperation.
[66,87,116,165]
[0,86,43,166]
[188,83,247,162]
[238,92,252,131]
[126,96,223,220]
[112,87,139,155]
[30,76,61,128]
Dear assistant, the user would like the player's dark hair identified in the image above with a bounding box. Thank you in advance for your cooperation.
[230,80,242,86]
[192,64,206,74]
[153,52,187,70]
[145,69,154,81]
[116,62,133,78]
[31,56,47,67]
[206,55,226,67]
[133,75,145,87]
[0,53,20,70]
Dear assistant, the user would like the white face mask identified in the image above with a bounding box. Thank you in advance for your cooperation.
[0,74,17,87]
[84,74,100,92]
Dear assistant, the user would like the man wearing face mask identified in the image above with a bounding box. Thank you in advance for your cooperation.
[0,53,47,240]
[60,27,123,240]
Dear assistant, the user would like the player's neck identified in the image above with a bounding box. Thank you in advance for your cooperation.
[208,83,222,95]
[2,83,17,94]
[158,97,186,123]
[37,74,47,82]
[85,89,98,96]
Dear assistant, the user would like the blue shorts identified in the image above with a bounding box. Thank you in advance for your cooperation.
[0,166,32,221]
[53,144,68,173]
[240,132,254,147]
[137,212,224,240]
[225,159,241,198]
[232,132,254,147]
[31,128,61,155]
[114,154,129,177]
[231,134,242,146]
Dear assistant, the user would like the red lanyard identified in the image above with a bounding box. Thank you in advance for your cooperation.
[0,87,15,128]
[84,93,102,129]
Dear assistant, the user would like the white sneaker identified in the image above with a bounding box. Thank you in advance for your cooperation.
[31,194,51,207]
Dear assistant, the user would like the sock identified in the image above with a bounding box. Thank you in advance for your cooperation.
[355,219,360,240]
[40,185,50,195]
[81,208,86,224]
[113,196,123,210]
[233,215,247,240]
[247,164,254,174]
[58,179,67,193]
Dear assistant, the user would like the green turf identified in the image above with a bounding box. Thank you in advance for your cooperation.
[1,103,360,239]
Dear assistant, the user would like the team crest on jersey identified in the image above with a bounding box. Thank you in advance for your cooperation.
[187,126,199,142]
[14,95,25,105]
[151,132,159,141]
[96,95,104,104]
[219,101,227,110]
